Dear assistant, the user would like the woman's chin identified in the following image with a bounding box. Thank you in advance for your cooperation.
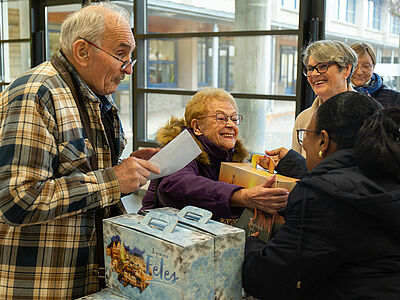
[219,140,236,150]
[352,79,367,87]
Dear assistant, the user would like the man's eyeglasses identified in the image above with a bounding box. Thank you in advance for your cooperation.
[79,37,136,70]
[302,61,336,77]
[198,113,243,125]
[296,129,321,146]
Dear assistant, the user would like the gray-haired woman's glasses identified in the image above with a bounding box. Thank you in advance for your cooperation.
[296,129,321,146]
[79,37,137,70]
[198,113,243,125]
[302,61,336,77]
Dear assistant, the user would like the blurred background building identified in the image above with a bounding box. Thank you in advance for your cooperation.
[1,0,399,156]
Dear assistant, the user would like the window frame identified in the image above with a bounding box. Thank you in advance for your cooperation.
[0,0,32,89]
[133,0,324,150]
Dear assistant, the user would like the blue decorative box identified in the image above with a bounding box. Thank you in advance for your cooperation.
[77,288,128,299]
[145,206,246,300]
[102,211,215,299]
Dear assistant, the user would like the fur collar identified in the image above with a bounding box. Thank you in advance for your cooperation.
[156,116,249,165]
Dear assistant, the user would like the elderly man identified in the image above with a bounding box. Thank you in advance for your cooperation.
[0,3,159,299]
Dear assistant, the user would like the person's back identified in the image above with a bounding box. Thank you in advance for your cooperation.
[243,93,400,299]
[297,148,400,299]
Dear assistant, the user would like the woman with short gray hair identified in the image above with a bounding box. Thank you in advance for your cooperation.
[292,40,358,156]
[350,42,400,108]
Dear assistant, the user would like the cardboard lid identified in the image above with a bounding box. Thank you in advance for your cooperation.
[144,206,245,236]
[176,206,244,236]
[104,212,213,248]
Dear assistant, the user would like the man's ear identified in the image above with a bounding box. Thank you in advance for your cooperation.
[72,40,90,67]
[191,119,203,136]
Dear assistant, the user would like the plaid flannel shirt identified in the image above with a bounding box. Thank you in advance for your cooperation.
[0,51,126,299]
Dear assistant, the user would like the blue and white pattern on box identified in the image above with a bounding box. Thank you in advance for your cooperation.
[103,211,215,299]
[149,206,246,300]
[76,288,129,299]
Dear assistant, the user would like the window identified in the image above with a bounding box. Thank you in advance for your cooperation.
[45,4,81,60]
[137,0,300,154]
[197,38,211,87]
[335,0,356,24]
[346,0,356,23]
[391,14,400,35]
[148,39,177,87]
[0,0,31,87]
[280,46,297,95]
[368,0,381,30]
[281,0,298,10]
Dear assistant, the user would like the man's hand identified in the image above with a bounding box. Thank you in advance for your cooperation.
[231,175,288,215]
[130,147,160,160]
[113,157,160,194]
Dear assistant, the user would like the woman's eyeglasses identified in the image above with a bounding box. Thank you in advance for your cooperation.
[198,113,243,125]
[302,61,336,77]
[296,129,321,146]
[79,37,137,70]
[354,64,373,72]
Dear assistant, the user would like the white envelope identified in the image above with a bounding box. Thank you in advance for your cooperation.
[148,129,202,180]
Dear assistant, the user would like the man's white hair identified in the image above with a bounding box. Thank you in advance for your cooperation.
[59,2,131,57]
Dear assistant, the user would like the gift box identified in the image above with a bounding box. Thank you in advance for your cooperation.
[102,211,215,299]
[219,162,297,191]
[142,206,245,300]
[219,162,298,242]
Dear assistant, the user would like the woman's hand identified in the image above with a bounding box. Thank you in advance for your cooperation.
[264,147,289,167]
[251,231,260,238]
[230,175,289,215]
[256,156,274,172]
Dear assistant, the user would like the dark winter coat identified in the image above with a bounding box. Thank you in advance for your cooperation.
[371,82,400,108]
[243,149,400,300]
[140,117,249,220]
[354,73,400,108]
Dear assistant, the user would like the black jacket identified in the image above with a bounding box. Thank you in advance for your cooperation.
[242,149,400,300]
[371,83,400,108]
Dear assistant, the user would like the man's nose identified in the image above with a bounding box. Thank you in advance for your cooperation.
[123,63,133,75]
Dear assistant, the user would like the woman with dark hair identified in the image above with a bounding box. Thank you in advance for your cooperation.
[243,91,400,299]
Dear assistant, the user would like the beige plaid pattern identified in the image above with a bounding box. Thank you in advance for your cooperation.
[0,51,126,299]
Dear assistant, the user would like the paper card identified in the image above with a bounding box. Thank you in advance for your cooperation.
[148,129,202,180]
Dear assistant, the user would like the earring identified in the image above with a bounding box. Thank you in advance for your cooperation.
[318,150,323,158]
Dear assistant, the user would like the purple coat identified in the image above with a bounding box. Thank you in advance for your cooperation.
[140,121,248,220]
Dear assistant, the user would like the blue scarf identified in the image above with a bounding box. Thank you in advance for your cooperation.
[353,73,382,96]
